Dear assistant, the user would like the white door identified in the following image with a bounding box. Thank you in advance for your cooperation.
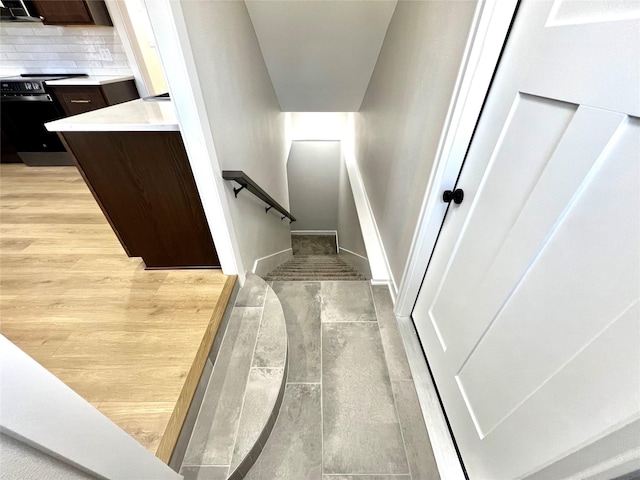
[412,2,640,479]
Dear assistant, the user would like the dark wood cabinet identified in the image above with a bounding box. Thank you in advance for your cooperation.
[50,80,139,116]
[32,0,112,26]
[59,131,220,269]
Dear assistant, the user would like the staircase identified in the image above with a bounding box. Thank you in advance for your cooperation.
[264,254,365,281]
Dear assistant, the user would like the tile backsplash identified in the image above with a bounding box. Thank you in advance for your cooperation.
[0,23,132,76]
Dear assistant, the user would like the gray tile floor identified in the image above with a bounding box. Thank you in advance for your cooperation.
[244,281,439,480]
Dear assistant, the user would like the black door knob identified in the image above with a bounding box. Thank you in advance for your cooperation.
[443,189,464,205]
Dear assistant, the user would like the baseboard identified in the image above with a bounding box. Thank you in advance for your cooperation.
[291,230,337,236]
[371,278,398,304]
[338,248,371,280]
[252,248,293,277]
[396,315,466,480]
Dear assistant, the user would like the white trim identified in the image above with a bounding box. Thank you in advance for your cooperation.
[103,0,150,98]
[395,317,466,480]
[0,336,180,480]
[144,0,244,283]
[252,248,293,277]
[394,0,518,317]
[342,143,395,294]
[290,230,337,236]
[339,247,367,261]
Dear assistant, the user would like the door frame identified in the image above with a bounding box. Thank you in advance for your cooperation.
[391,1,518,478]
[394,0,518,318]
[104,0,150,98]
[395,2,640,479]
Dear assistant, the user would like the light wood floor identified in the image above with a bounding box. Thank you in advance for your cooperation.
[0,164,233,459]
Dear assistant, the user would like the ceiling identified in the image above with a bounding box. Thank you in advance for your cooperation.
[245,0,397,112]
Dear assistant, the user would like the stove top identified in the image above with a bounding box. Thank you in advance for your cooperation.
[0,73,88,95]
[1,73,88,81]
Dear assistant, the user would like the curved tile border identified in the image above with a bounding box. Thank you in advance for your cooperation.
[227,280,289,479]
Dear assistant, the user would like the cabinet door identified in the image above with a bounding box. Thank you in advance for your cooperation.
[52,87,108,116]
[61,131,220,268]
[33,0,92,25]
[32,0,111,26]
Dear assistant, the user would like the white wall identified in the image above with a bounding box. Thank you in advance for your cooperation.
[288,112,347,141]
[0,23,131,76]
[353,0,477,286]
[0,434,96,480]
[179,0,291,275]
[287,141,340,231]
[121,0,166,94]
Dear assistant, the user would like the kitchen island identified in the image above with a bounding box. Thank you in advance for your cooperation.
[46,99,219,269]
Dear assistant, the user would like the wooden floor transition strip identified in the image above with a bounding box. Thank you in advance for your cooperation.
[156,274,237,464]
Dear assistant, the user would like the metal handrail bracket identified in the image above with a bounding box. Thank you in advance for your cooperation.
[222,170,296,223]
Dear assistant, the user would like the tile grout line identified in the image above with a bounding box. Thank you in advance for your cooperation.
[370,283,413,480]
[320,281,325,477]
[321,320,379,323]
[226,284,269,477]
[322,475,412,477]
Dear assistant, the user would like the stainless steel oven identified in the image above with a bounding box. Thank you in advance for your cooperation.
[0,74,85,166]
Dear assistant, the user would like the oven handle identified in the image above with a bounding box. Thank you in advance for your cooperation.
[0,94,54,102]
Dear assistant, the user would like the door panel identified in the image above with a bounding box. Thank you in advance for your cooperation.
[429,94,576,363]
[434,104,628,374]
[457,117,639,437]
[411,1,640,478]
[522,0,640,116]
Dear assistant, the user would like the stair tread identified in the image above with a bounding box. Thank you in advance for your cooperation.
[262,253,368,281]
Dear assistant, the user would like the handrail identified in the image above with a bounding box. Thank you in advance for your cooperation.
[222,170,296,223]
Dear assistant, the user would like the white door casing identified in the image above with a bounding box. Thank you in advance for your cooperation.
[412,1,640,479]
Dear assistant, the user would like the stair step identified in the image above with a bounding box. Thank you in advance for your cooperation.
[181,274,288,479]
[272,268,358,273]
[266,277,365,282]
[270,271,362,276]
[262,253,368,282]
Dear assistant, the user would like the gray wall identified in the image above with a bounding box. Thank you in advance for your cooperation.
[0,434,95,480]
[337,156,367,258]
[181,0,291,272]
[353,0,477,285]
[287,141,341,231]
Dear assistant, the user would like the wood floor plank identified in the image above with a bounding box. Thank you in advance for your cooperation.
[0,164,233,460]
[97,402,176,454]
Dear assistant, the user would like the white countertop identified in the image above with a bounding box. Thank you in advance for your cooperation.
[45,75,135,87]
[45,98,179,132]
